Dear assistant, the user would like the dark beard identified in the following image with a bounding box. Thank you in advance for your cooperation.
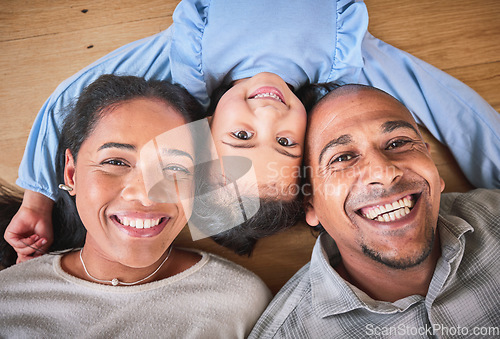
[361,227,435,270]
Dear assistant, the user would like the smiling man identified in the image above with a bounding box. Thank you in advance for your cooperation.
[250,84,500,338]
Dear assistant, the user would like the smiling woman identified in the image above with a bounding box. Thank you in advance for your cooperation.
[0,75,272,338]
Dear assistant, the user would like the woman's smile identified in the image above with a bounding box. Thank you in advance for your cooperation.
[110,213,171,238]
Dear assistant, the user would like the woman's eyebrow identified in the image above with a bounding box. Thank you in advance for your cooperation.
[98,142,135,151]
[160,148,194,162]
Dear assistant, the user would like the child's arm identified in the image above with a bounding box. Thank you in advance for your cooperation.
[4,190,53,263]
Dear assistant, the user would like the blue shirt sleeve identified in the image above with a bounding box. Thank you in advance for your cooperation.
[17,28,176,200]
[358,32,500,189]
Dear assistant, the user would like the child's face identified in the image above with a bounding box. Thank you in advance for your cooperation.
[209,72,307,198]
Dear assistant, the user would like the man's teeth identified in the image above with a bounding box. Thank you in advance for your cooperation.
[117,217,162,229]
[253,92,283,103]
[363,196,415,222]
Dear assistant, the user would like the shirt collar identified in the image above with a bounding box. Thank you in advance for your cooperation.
[437,211,474,262]
[310,233,371,317]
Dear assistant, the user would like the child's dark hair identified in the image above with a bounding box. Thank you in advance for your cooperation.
[295,81,344,234]
[209,197,304,255]
[1,75,205,267]
[296,81,342,113]
[190,180,305,255]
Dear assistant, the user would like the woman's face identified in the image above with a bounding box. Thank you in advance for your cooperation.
[209,72,307,198]
[65,98,194,268]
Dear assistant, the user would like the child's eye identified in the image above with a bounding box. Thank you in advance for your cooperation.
[231,130,254,140]
[276,137,297,147]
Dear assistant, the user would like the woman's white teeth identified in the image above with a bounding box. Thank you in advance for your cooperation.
[253,92,283,103]
[118,217,161,229]
[364,196,415,222]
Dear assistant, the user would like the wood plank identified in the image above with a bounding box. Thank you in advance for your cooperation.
[365,0,500,70]
[1,0,179,41]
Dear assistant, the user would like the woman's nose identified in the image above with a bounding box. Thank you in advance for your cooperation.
[121,170,155,206]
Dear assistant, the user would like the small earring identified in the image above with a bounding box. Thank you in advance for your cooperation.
[58,184,73,192]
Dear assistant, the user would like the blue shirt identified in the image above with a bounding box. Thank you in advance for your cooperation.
[17,0,500,200]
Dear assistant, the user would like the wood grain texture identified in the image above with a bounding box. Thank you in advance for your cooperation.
[0,0,498,293]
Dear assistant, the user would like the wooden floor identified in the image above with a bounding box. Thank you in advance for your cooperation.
[0,0,499,293]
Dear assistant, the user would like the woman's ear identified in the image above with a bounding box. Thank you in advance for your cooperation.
[64,149,77,196]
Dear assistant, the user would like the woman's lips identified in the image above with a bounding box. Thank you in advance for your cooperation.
[111,214,170,238]
[249,86,286,105]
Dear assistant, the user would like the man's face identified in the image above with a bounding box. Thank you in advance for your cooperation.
[305,87,445,269]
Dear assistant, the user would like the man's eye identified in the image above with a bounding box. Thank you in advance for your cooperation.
[324,153,358,172]
[331,154,354,163]
[232,130,254,140]
[386,139,411,150]
[276,137,296,147]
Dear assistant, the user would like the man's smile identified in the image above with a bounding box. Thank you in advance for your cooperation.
[358,194,419,222]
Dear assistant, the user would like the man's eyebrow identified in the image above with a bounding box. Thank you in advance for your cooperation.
[382,120,419,135]
[318,134,352,165]
[98,142,136,151]
[160,148,194,161]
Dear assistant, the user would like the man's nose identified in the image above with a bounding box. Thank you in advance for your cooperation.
[359,150,403,187]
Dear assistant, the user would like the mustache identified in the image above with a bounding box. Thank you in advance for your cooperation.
[347,178,426,209]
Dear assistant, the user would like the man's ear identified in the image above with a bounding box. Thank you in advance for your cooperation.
[424,142,431,152]
[425,143,446,193]
[64,149,77,196]
[303,184,319,227]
